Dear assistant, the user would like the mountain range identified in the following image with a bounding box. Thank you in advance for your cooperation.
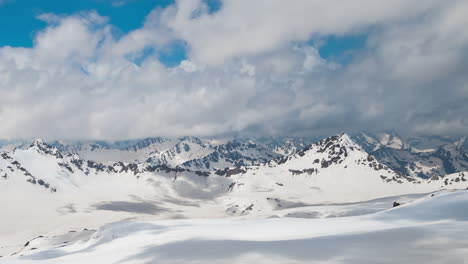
[2,130,466,178]
[1,132,467,204]
[1,131,468,257]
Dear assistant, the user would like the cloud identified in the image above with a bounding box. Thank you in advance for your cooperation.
[163,0,446,65]
[0,0,467,140]
[0,0,14,5]
[112,1,127,7]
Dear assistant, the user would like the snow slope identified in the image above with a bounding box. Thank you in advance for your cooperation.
[3,190,468,264]
[0,140,231,256]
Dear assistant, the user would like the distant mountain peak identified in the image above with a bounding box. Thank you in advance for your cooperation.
[178,136,203,145]
[29,139,63,158]
[300,133,360,154]
[30,138,45,147]
[454,136,467,149]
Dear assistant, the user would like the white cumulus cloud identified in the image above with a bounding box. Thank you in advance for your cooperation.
[0,0,467,140]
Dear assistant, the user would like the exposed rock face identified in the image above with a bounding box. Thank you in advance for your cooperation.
[371,142,468,179]
[0,149,56,192]
[182,140,281,171]
[30,139,63,159]
[352,132,468,179]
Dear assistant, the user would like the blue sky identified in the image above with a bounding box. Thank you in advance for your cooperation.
[0,0,173,47]
[0,0,187,66]
[0,0,364,67]
[317,35,367,64]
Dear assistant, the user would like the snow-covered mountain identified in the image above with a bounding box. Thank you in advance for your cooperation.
[48,137,295,171]
[351,132,468,179]
[2,131,467,180]
[351,131,407,152]
[3,134,467,210]
[220,133,468,215]
[50,137,176,163]
[145,136,215,167]
[182,140,282,171]
[407,135,465,151]
[2,133,468,257]
[372,140,468,178]
[253,136,320,155]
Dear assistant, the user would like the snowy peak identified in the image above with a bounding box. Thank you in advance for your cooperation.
[29,139,46,149]
[0,147,58,193]
[258,133,419,187]
[378,131,404,150]
[28,139,63,159]
[253,136,319,156]
[406,135,459,151]
[369,137,468,179]
[271,138,309,155]
[433,142,468,174]
[454,136,467,150]
[178,136,204,145]
[221,134,430,216]
[351,131,405,152]
[291,133,362,165]
[315,133,360,151]
[145,136,213,167]
[175,136,208,153]
[182,139,281,171]
[123,137,170,152]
